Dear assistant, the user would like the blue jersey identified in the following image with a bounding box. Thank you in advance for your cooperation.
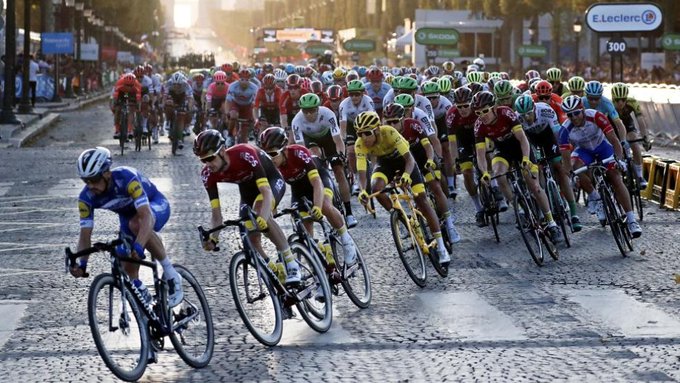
[227,81,259,106]
[78,166,161,228]
[582,95,619,121]
[365,82,392,110]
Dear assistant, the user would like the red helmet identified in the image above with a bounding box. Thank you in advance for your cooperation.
[133,65,144,78]
[300,77,311,91]
[535,80,553,96]
[310,80,323,95]
[213,70,227,83]
[366,67,383,82]
[286,74,301,88]
[122,73,137,86]
[327,85,343,101]
[221,63,233,74]
[238,68,250,79]
[262,74,276,88]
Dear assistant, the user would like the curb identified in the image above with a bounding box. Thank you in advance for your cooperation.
[9,113,61,148]
[49,91,110,113]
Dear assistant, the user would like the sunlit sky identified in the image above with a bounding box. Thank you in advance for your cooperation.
[174,0,198,29]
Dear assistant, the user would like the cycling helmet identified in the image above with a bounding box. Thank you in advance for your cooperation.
[493,80,513,98]
[514,94,535,114]
[77,147,112,179]
[383,103,406,121]
[345,71,359,83]
[232,61,240,72]
[366,67,383,82]
[133,65,145,78]
[122,73,137,86]
[304,65,316,78]
[258,127,287,152]
[471,91,495,110]
[453,71,464,81]
[487,78,499,92]
[391,67,402,76]
[585,80,604,97]
[144,64,153,75]
[473,57,485,70]
[511,86,523,98]
[193,72,205,82]
[286,74,301,88]
[425,65,440,78]
[347,79,365,92]
[357,66,367,77]
[535,80,553,96]
[546,67,562,82]
[525,69,540,82]
[213,71,227,83]
[221,63,234,73]
[611,82,629,99]
[310,80,324,95]
[193,129,225,159]
[528,77,542,92]
[263,62,274,73]
[384,73,394,85]
[567,76,585,92]
[394,93,415,108]
[467,82,483,96]
[442,61,455,73]
[238,67,251,79]
[285,63,296,74]
[321,71,334,86]
[390,76,403,90]
[489,72,502,80]
[561,95,583,113]
[453,86,473,104]
[274,69,288,83]
[332,67,347,81]
[482,72,490,82]
[327,85,343,101]
[300,77,312,91]
[421,82,440,96]
[400,77,418,91]
[295,65,306,76]
[437,77,452,94]
[355,111,381,133]
[466,71,483,84]
[499,72,510,80]
[171,71,185,83]
[299,93,321,109]
[466,64,479,73]
[262,74,276,88]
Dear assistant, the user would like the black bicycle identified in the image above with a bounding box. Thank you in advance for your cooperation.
[116,95,134,156]
[168,103,187,155]
[198,208,332,346]
[622,138,645,221]
[65,239,214,382]
[535,147,571,248]
[276,198,371,309]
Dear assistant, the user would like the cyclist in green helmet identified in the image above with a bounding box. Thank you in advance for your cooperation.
[493,80,514,108]
[563,76,585,98]
[545,67,565,95]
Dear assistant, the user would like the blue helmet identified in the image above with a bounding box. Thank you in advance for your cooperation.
[585,81,604,97]
[357,66,367,77]
[284,63,295,75]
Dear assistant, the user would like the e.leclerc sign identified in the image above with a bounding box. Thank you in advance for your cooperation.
[415,28,459,46]
[585,3,662,33]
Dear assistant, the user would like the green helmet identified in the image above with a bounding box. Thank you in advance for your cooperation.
[568,76,585,92]
[514,94,535,114]
[493,80,513,98]
[546,67,562,82]
[299,93,321,109]
[391,76,403,90]
[466,71,483,84]
[611,82,629,99]
[421,82,440,96]
[489,72,502,80]
[394,93,415,108]
[347,79,365,92]
[400,77,418,91]
[437,77,452,94]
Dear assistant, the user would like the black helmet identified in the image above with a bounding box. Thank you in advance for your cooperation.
[467,82,483,96]
[193,129,225,159]
[453,86,473,104]
[258,127,287,152]
[471,91,496,111]
[383,103,405,121]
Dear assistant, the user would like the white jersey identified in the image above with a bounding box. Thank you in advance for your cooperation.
[516,102,561,135]
[382,88,396,107]
[412,107,436,136]
[339,95,375,123]
[292,106,340,142]
[139,75,153,94]
[431,95,452,119]
[414,94,435,126]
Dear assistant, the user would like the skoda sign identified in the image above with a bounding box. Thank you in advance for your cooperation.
[415,28,459,46]
[585,3,662,32]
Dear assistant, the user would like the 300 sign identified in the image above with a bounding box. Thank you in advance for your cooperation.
[606,39,627,54]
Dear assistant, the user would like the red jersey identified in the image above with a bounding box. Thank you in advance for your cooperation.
[254,87,283,110]
[205,82,228,102]
[532,93,567,124]
[112,78,142,102]
[446,106,478,149]
[400,118,429,147]
[277,144,317,183]
[474,106,522,149]
[279,89,310,116]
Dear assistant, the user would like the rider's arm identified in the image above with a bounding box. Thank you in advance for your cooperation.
[308,169,325,210]
[557,125,573,173]
[475,142,488,174]
[328,113,345,155]
[422,137,435,162]
[596,111,623,158]
[613,118,627,142]
[512,125,531,159]
[255,177,274,221]
[356,142,368,190]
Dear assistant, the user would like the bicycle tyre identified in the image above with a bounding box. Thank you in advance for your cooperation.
[229,251,283,346]
[168,265,215,368]
[330,234,372,309]
[88,273,148,382]
[119,109,127,156]
[170,114,179,155]
[513,194,544,266]
[546,180,571,248]
[290,242,333,333]
[390,209,427,287]
[134,118,143,152]
[417,213,448,278]
[600,185,629,257]
[480,183,500,243]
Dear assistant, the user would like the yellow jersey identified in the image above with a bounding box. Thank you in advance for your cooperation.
[355,125,410,171]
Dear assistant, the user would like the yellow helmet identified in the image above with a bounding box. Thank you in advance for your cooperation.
[355,111,381,133]
[332,67,347,81]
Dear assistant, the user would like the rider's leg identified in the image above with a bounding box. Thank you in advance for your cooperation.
[371,175,391,212]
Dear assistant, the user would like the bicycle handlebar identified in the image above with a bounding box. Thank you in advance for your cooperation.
[197,206,263,252]
[573,156,617,176]
[64,239,124,277]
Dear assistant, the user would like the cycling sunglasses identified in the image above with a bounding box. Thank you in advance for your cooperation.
[357,130,375,137]
[302,107,318,115]
[267,149,283,158]
[587,96,601,102]
[456,103,471,109]
[385,119,401,125]
[475,107,493,116]
[200,154,217,163]
[81,175,103,184]
[566,109,583,118]
[349,92,363,97]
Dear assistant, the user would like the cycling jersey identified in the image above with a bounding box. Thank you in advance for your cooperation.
[382,88,396,106]
[355,125,409,171]
[254,87,283,110]
[292,106,340,141]
[431,95,453,120]
[517,102,561,135]
[616,97,642,133]
[531,93,566,123]
[139,75,153,95]
[111,78,142,103]
[164,80,192,98]
[276,144,318,183]
[411,107,436,136]
[446,106,477,166]
[475,106,525,165]
[582,96,619,121]
[339,95,375,123]
[279,89,310,118]
[365,82,392,110]
[151,75,162,94]
[205,82,229,103]
[227,81,258,106]
[558,109,614,152]
[399,118,431,166]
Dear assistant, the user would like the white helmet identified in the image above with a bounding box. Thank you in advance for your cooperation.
[77,147,112,179]
[321,71,334,86]
[274,68,287,83]
[473,57,485,70]
[171,71,186,83]
[466,64,479,73]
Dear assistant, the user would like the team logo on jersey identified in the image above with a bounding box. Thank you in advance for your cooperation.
[127,180,143,199]
[275,178,285,192]
[540,108,555,119]
[78,201,90,219]
[296,149,312,164]
[242,152,259,167]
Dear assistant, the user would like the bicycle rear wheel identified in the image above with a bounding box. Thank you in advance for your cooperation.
[546,180,570,248]
[119,110,127,156]
[417,213,448,278]
[331,234,372,309]
[626,169,644,221]
[390,209,427,287]
[290,242,333,333]
[168,265,215,368]
[513,194,544,266]
[601,186,630,257]
[479,183,500,243]
[88,273,148,382]
[229,251,283,346]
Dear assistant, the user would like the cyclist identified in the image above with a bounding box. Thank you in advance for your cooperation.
[383,103,460,244]
[292,93,356,228]
[163,71,194,146]
[610,82,651,188]
[559,95,642,237]
[438,76,454,103]
[193,130,300,284]
[473,91,563,243]
[515,94,582,232]
[339,79,375,195]
[279,74,309,141]
[354,111,451,268]
[324,84,344,118]
[191,72,207,134]
[393,94,440,157]
[226,68,259,144]
[441,61,456,76]
[110,73,141,140]
[365,67,391,118]
[134,66,153,137]
[493,80,515,108]
[205,71,229,134]
[72,147,183,308]
[545,67,565,96]
[421,81,455,196]
[562,76,585,99]
[532,80,566,123]
[253,73,283,132]
[258,127,357,265]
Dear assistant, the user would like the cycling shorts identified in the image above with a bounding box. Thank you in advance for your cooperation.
[119,194,171,258]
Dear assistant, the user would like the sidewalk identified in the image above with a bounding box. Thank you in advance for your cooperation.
[0,90,109,148]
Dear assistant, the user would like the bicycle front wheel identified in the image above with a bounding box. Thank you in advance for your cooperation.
[546,180,570,248]
[417,213,448,278]
[290,242,333,333]
[513,195,544,266]
[390,209,427,287]
[119,110,127,156]
[88,273,149,382]
[601,186,630,257]
[229,251,283,346]
[168,265,215,368]
[331,234,372,309]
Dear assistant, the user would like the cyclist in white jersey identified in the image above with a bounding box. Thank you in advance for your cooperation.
[421,81,455,195]
[339,80,375,195]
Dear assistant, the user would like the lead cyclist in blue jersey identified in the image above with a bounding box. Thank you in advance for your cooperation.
[70,147,184,307]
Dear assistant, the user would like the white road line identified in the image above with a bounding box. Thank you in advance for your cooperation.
[0,182,13,197]
[279,308,358,345]
[47,178,83,197]
[0,302,28,350]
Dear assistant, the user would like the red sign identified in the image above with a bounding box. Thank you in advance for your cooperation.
[101,46,117,62]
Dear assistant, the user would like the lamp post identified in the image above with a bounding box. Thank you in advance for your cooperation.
[50,0,62,102]
[1,0,20,124]
[17,0,33,113]
[64,0,75,98]
[74,2,84,95]
[573,18,582,74]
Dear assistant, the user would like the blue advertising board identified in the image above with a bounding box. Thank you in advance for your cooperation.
[42,33,74,54]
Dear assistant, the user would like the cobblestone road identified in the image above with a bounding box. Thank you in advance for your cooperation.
[2,103,680,382]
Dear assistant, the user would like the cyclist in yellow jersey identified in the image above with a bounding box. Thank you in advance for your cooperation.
[354,111,451,268]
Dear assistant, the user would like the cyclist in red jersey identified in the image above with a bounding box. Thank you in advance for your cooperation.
[279,74,309,141]
[531,80,567,124]
[254,74,283,131]
[110,73,142,139]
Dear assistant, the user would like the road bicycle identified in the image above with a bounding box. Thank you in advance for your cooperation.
[65,239,214,382]
[534,147,571,248]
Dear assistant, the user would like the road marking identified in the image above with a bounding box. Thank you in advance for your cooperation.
[0,182,12,197]
[0,242,64,253]
[418,291,527,341]
[0,268,53,277]
[0,195,66,205]
[47,178,83,197]
[279,308,358,345]
[564,288,680,338]
[0,301,28,350]
[0,222,63,234]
